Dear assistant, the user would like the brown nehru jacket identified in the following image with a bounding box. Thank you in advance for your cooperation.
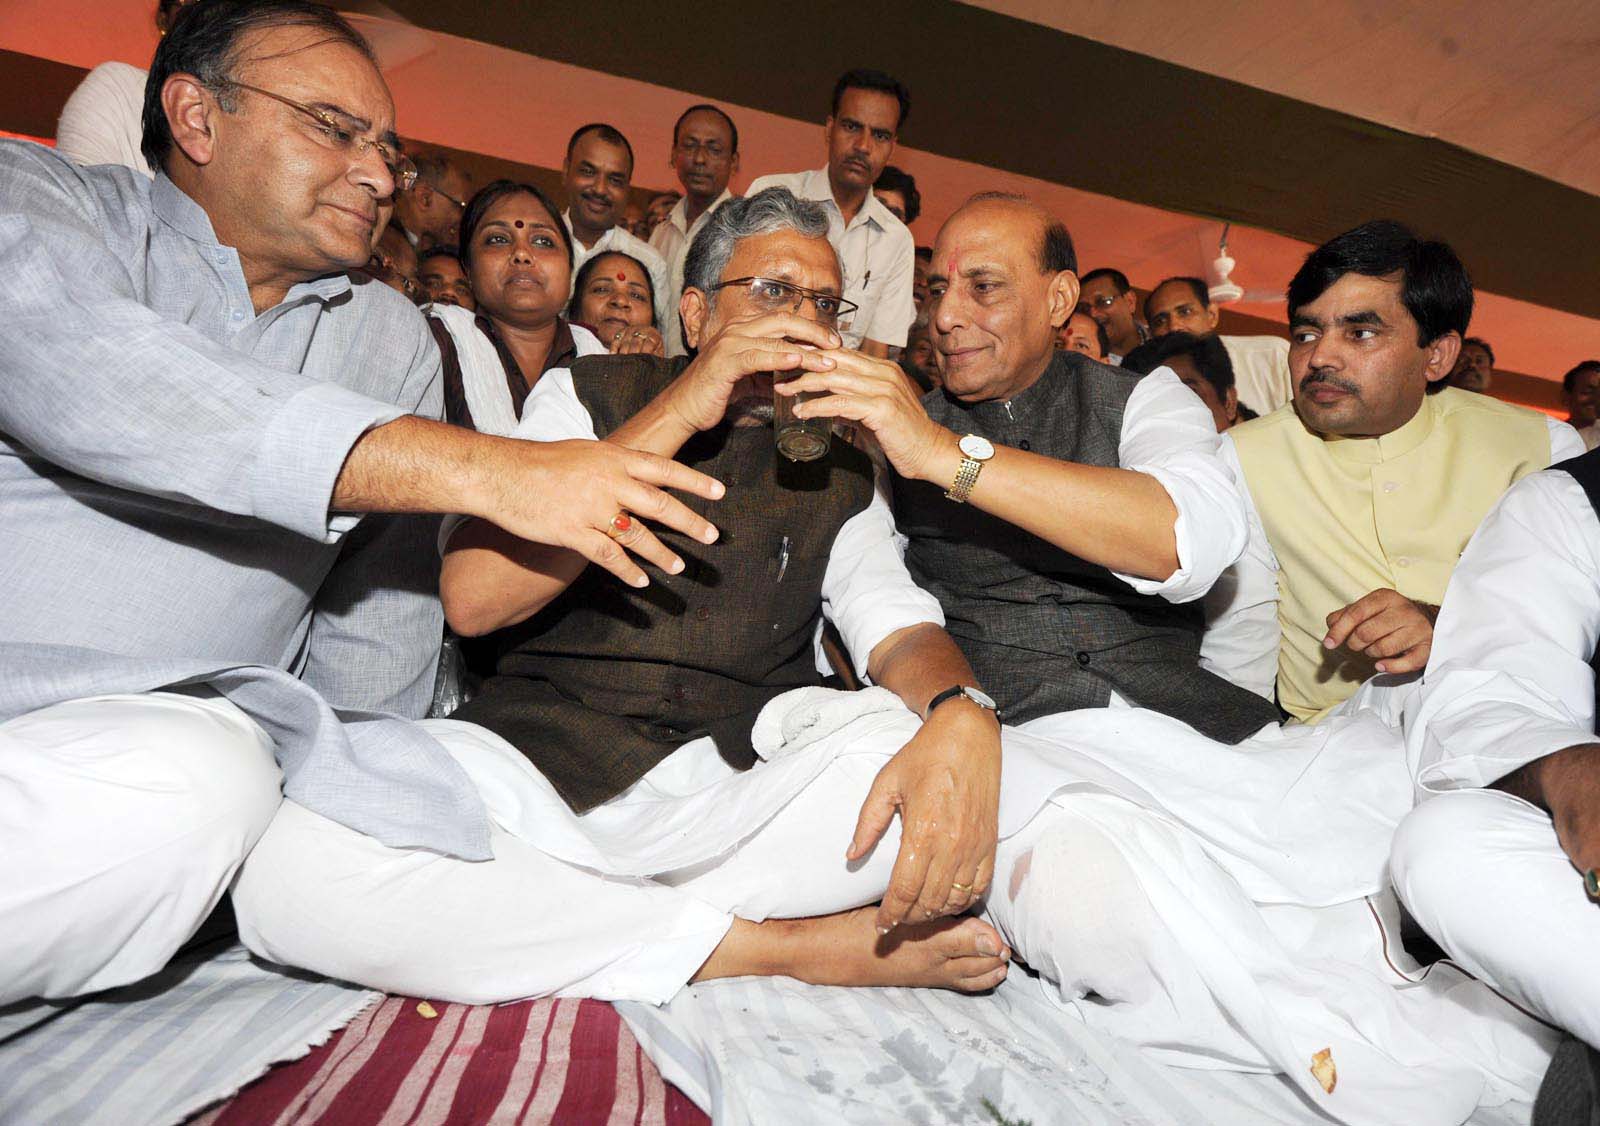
[453,354,876,811]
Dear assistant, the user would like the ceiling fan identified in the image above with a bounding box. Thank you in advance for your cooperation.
[1207,222,1286,308]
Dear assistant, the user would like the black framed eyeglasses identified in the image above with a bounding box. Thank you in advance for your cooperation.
[218,79,418,192]
[711,276,858,327]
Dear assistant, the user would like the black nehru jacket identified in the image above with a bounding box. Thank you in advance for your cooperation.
[453,354,876,812]
[892,349,1280,743]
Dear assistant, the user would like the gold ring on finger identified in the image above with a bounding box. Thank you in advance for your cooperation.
[950,881,971,893]
[606,511,633,539]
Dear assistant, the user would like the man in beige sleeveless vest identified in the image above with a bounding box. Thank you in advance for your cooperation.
[1205,220,1583,721]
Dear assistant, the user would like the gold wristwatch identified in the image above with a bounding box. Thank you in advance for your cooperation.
[945,434,995,504]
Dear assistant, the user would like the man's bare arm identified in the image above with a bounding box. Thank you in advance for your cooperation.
[334,415,720,588]
[920,437,1179,579]
[1496,743,1600,892]
[778,352,1181,579]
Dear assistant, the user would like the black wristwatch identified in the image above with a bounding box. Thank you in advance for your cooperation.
[924,684,1000,722]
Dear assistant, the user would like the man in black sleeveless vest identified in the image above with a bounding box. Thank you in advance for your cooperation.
[231,189,1019,1004]
[1394,446,1600,1112]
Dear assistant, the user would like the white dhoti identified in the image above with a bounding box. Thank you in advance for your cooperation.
[1393,787,1600,1051]
[0,691,282,1004]
[233,685,1553,1124]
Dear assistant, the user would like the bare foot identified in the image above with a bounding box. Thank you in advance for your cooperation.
[696,907,1010,993]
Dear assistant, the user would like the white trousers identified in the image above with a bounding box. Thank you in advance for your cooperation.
[233,703,1552,1123]
[0,692,282,1004]
[1393,788,1600,1049]
[232,721,904,1006]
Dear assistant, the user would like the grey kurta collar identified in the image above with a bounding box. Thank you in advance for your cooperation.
[151,173,352,304]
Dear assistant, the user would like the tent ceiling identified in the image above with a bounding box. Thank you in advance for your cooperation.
[972,0,1600,201]
[376,0,1600,331]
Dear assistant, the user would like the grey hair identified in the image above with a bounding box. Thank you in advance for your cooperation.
[682,188,835,306]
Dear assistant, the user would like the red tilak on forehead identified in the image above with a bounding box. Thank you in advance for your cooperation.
[513,219,524,229]
[616,272,627,281]
[946,255,957,279]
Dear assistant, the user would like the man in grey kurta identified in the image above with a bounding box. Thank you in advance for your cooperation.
[0,0,720,1006]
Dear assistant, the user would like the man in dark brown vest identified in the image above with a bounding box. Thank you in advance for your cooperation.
[231,189,1020,1003]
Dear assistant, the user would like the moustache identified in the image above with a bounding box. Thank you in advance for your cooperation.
[1300,370,1360,396]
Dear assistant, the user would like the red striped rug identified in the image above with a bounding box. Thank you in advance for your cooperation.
[191,996,709,1125]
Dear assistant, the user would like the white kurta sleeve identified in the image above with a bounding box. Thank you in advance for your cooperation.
[1548,417,1587,463]
[821,468,945,680]
[1408,470,1600,795]
[55,62,151,177]
[1198,434,1282,699]
[1111,368,1249,604]
[437,368,598,552]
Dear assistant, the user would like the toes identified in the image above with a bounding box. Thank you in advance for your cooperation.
[937,915,1006,958]
[955,964,1009,993]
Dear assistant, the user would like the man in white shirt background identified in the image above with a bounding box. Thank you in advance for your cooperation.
[560,122,670,327]
[1142,274,1293,414]
[747,69,916,358]
[649,104,740,356]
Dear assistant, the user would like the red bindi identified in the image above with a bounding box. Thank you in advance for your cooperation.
[616,272,627,281]
[513,219,524,229]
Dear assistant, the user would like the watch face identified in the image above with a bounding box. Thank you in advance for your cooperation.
[958,434,995,461]
[963,687,998,710]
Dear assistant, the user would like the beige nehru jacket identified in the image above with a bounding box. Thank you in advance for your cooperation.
[1231,387,1555,722]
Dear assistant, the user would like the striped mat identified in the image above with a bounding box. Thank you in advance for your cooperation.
[197,995,710,1126]
[0,944,375,1126]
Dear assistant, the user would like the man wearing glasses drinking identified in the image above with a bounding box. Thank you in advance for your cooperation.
[231,187,1020,1004]
[0,0,722,1007]
[393,151,472,254]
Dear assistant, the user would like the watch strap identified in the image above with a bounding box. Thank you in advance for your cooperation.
[924,684,999,721]
[945,456,983,503]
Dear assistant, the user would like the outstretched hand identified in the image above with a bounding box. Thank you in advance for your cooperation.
[472,436,723,588]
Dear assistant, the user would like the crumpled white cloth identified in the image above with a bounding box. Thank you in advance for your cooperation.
[750,684,902,760]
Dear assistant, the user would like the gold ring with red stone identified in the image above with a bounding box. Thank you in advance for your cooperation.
[606,511,633,540]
